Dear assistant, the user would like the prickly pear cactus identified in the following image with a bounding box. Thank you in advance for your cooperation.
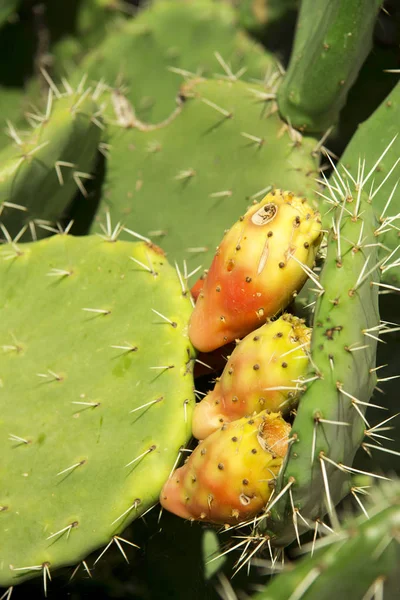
[88,77,320,270]
[0,233,195,587]
[160,410,291,524]
[262,164,383,544]
[0,84,102,241]
[192,314,311,440]
[339,82,400,285]
[188,189,322,351]
[277,0,382,132]
[76,0,276,124]
[255,480,400,600]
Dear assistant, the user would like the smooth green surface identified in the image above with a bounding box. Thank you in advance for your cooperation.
[88,77,319,268]
[277,0,381,132]
[0,234,195,586]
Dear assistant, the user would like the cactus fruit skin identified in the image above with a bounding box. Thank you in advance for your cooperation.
[261,175,380,545]
[160,411,291,525]
[192,314,311,440]
[255,481,400,600]
[0,234,195,587]
[188,189,322,353]
[277,0,382,132]
[339,82,400,286]
[0,88,102,241]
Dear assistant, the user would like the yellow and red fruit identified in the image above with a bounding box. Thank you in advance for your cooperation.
[160,411,291,525]
[192,314,311,440]
[189,189,322,352]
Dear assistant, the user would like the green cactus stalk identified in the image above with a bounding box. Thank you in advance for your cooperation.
[0,82,103,241]
[339,81,400,285]
[257,159,387,546]
[277,0,382,132]
[254,480,400,600]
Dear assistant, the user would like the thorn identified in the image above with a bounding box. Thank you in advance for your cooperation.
[248,185,273,201]
[46,268,72,277]
[37,369,63,381]
[73,171,94,197]
[46,521,78,540]
[9,434,29,444]
[209,190,232,198]
[125,444,156,468]
[82,307,111,315]
[174,168,196,181]
[54,161,75,186]
[110,498,142,526]
[151,308,177,327]
[123,227,151,243]
[201,97,232,119]
[40,68,61,98]
[240,132,264,147]
[186,246,208,253]
[110,343,138,352]
[113,535,140,564]
[0,588,13,600]
[56,460,85,476]
[129,397,163,414]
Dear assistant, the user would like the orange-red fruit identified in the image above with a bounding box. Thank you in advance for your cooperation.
[188,189,322,352]
[192,314,311,440]
[160,411,290,525]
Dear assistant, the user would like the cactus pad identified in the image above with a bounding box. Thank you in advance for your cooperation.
[89,78,320,269]
[0,233,195,587]
[0,86,102,242]
[78,0,275,124]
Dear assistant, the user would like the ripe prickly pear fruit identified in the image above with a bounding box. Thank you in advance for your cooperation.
[160,411,291,524]
[188,189,322,352]
[192,314,311,440]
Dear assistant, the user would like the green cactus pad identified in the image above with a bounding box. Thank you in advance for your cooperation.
[277,0,382,132]
[339,82,400,285]
[77,0,276,124]
[87,77,319,269]
[0,85,102,242]
[255,480,400,600]
[262,167,381,544]
[0,234,195,587]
